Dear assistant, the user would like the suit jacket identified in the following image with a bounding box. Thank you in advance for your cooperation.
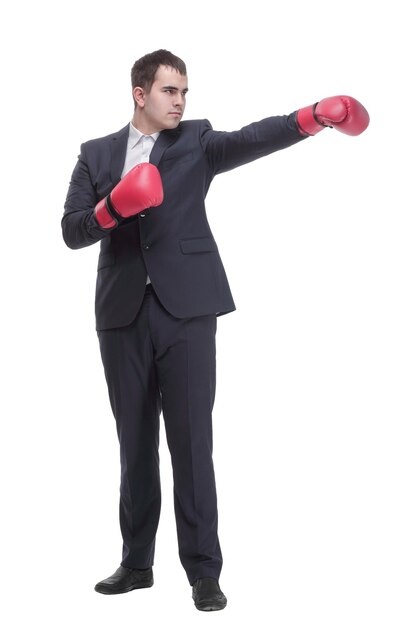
[62,114,306,330]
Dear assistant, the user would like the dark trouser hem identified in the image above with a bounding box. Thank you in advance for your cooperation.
[187,564,223,586]
[120,559,154,570]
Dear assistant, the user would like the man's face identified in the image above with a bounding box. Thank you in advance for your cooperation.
[135,65,188,134]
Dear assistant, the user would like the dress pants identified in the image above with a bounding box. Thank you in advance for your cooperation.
[97,283,222,585]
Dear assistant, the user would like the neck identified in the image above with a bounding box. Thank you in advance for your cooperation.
[131,110,159,135]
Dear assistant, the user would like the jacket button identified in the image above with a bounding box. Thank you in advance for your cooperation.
[143,243,151,250]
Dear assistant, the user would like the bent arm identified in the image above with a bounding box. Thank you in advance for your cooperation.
[61,145,116,250]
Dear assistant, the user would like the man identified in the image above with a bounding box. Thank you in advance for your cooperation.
[62,49,369,611]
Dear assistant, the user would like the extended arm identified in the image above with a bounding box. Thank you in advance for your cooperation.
[201,96,369,175]
[201,112,305,175]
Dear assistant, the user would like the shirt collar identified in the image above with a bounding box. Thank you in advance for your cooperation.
[128,122,160,149]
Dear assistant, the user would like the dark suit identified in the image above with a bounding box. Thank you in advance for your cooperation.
[62,114,306,584]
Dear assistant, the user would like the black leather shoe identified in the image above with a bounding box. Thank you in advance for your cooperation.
[192,577,227,611]
[94,565,153,594]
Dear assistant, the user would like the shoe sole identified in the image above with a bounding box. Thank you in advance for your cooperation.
[194,600,227,611]
[95,581,154,595]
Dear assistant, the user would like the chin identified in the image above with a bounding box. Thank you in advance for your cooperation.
[165,116,182,128]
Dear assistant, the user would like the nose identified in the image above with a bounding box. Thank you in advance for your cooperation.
[173,92,185,108]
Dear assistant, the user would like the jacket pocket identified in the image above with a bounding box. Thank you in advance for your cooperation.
[97,253,115,270]
[179,237,218,254]
[162,151,194,165]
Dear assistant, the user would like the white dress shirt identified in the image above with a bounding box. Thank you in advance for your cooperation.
[121,122,160,284]
[121,122,160,176]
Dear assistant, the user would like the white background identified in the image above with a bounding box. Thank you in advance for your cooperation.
[1,0,416,624]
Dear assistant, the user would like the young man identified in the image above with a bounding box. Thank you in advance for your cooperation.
[62,49,369,611]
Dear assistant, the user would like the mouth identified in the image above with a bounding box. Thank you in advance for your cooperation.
[168,111,182,116]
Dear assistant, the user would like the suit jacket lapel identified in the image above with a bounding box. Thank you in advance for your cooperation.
[110,124,130,185]
[150,126,181,167]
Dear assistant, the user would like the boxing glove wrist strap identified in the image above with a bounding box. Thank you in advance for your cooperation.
[296,102,330,136]
[94,195,120,229]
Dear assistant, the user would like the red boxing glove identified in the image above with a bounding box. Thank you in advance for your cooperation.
[95,163,164,229]
[296,96,369,137]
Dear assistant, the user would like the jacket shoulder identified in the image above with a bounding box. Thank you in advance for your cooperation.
[81,124,129,150]
[178,119,212,132]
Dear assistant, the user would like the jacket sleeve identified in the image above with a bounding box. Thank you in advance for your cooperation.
[61,143,117,250]
[200,112,307,175]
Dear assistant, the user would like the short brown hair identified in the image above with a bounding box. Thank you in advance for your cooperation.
[131,49,187,107]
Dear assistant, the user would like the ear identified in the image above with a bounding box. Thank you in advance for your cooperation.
[133,86,146,109]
